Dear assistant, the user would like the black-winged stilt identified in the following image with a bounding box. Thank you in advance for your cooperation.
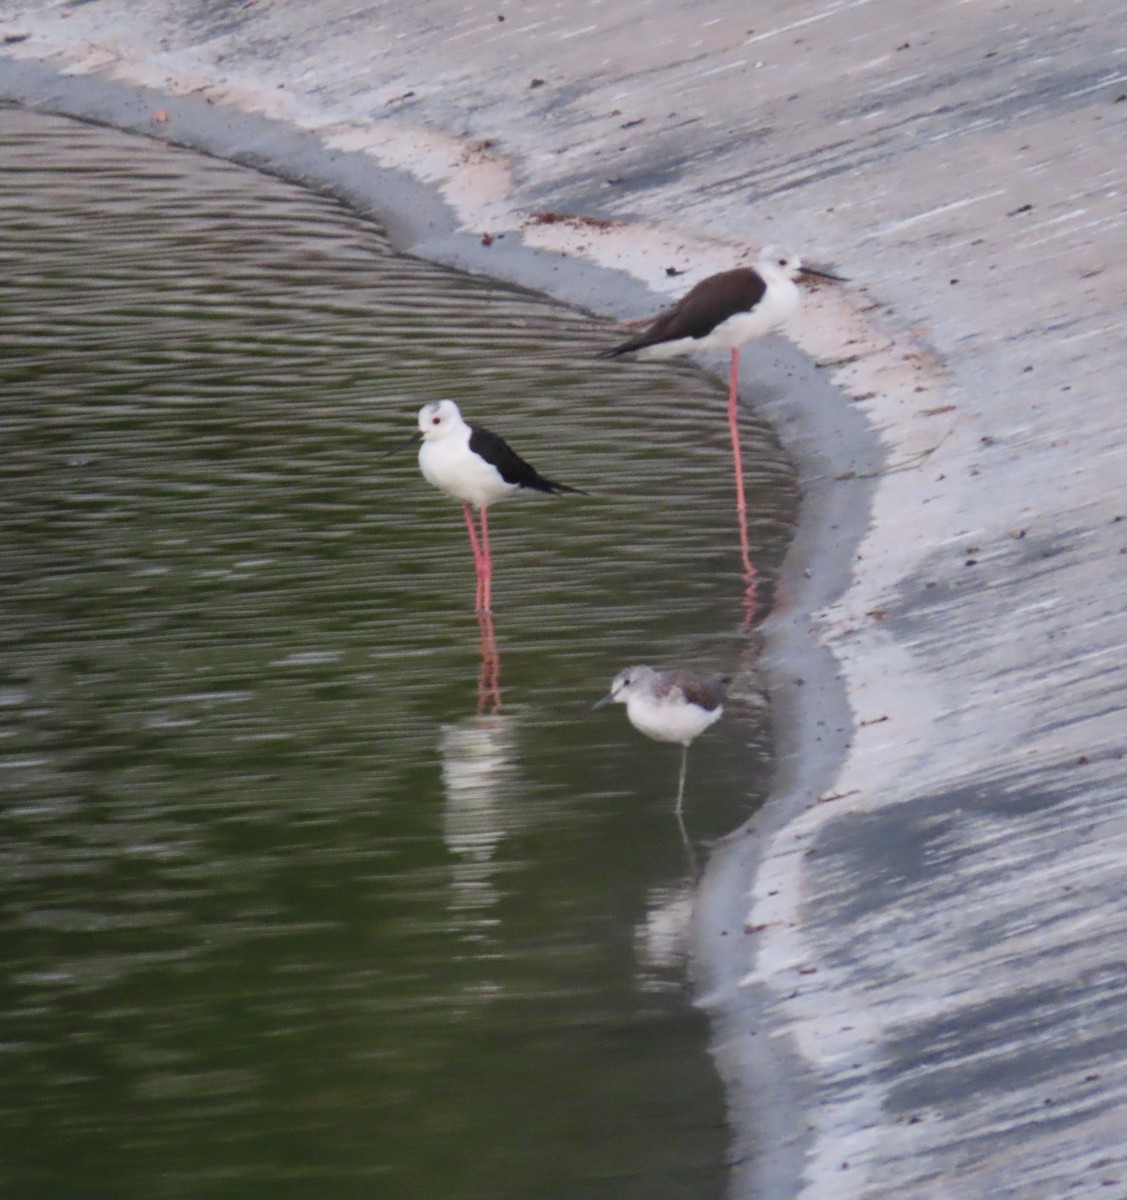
[600,247,844,620]
[394,399,584,613]
[594,665,730,817]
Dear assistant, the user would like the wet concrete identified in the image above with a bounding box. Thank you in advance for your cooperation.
[2,2,1126,1197]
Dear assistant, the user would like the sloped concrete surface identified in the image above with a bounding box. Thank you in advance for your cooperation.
[2,2,1126,1197]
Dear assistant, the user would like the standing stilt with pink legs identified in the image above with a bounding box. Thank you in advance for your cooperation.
[599,245,845,624]
[392,399,583,614]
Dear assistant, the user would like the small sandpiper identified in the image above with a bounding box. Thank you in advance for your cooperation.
[594,665,730,816]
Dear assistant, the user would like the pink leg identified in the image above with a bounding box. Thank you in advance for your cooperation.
[727,348,760,624]
[477,607,501,715]
[479,506,493,614]
[463,503,486,612]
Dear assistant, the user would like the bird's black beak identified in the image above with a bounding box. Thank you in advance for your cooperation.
[592,692,614,711]
[798,264,848,283]
[379,430,423,459]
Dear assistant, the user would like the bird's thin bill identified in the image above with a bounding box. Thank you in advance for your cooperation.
[378,430,424,459]
[798,264,848,282]
[592,692,614,710]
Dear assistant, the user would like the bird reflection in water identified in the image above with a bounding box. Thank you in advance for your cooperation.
[439,709,522,953]
[633,882,695,994]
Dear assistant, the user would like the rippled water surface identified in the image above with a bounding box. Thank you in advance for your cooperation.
[0,106,797,1198]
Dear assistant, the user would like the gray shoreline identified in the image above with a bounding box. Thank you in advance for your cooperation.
[696,343,881,1197]
[5,1,1127,1194]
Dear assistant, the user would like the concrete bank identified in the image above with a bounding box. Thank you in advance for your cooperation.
[3,2,1126,1197]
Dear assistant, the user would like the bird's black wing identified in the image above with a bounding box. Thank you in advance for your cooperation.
[468,425,585,495]
[599,268,767,357]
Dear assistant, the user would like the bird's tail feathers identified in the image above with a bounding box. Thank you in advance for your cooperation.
[542,479,588,497]
[595,339,645,360]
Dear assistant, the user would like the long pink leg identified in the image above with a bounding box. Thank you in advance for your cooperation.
[479,506,494,614]
[477,607,501,715]
[727,347,760,623]
[462,503,486,612]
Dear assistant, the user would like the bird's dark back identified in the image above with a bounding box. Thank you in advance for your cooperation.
[669,671,730,711]
[604,267,768,355]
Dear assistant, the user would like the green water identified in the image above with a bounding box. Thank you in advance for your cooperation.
[0,106,796,1198]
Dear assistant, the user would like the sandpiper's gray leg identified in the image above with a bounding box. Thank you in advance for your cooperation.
[674,746,697,872]
[675,745,689,817]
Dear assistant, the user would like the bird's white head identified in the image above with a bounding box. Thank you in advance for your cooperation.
[596,665,656,708]
[418,398,466,441]
[757,245,847,285]
[757,245,804,280]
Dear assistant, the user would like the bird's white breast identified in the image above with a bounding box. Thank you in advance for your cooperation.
[702,276,800,348]
[419,430,517,509]
[625,691,723,746]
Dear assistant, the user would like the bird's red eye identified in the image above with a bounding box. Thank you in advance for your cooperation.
[432,416,441,425]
